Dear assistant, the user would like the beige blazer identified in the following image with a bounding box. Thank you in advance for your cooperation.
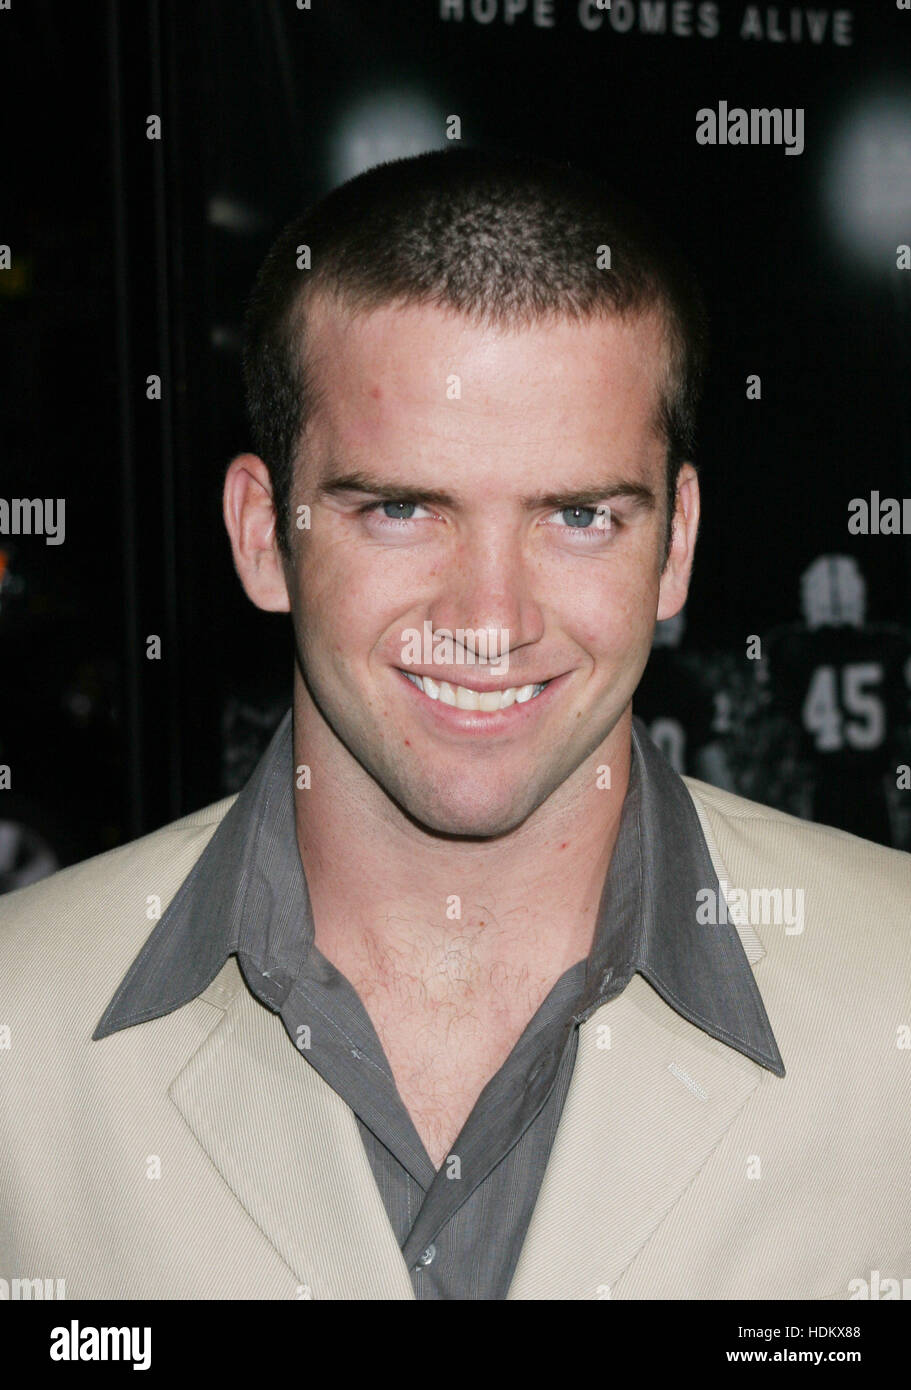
[0,779,909,1300]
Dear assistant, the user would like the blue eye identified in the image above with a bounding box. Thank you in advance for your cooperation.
[360,499,435,524]
[381,501,418,520]
[561,507,598,528]
[550,505,613,535]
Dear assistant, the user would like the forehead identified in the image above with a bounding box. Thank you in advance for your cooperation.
[301,292,669,459]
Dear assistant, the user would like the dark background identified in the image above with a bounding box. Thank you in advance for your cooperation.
[2,0,910,887]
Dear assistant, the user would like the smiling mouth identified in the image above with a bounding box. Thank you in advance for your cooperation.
[398,671,551,712]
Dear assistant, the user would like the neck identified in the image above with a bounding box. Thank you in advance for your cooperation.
[290,672,632,997]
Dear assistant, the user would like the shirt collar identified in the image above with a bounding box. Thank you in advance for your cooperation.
[573,719,785,1075]
[93,707,784,1077]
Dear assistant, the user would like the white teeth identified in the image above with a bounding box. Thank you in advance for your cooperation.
[402,671,548,711]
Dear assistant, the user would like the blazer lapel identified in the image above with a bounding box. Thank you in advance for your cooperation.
[169,960,415,1300]
[509,790,772,1301]
[507,972,765,1299]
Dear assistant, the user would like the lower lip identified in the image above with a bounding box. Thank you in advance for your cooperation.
[394,668,568,736]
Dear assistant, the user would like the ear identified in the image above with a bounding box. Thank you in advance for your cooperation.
[656,464,700,621]
[223,453,291,613]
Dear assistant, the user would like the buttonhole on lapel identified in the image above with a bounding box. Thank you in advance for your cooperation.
[668,1062,708,1101]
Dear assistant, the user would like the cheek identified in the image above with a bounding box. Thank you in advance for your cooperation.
[295,534,365,621]
[293,546,405,674]
[566,568,658,658]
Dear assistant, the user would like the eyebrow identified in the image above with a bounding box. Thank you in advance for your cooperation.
[316,468,657,512]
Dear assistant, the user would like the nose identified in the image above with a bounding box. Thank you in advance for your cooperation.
[425,522,545,663]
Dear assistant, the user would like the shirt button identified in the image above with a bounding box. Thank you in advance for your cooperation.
[416,1244,436,1268]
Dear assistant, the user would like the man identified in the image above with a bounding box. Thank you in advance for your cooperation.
[1,149,908,1301]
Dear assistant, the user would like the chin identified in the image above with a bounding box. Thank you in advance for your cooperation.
[395,777,540,840]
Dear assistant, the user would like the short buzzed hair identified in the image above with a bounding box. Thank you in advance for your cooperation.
[242,147,709,561]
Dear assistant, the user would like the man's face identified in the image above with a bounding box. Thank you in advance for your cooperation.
[276,297,695,837]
